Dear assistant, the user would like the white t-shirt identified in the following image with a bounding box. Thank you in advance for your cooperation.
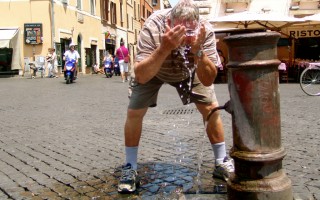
[64,50,80,61]
[52,52,58,66]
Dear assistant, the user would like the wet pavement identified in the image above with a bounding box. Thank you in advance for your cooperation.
[0,74,319,200]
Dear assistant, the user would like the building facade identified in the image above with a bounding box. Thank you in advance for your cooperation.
[126,0,142,69]
[0,0,137,76]
[0,0,105,75]
[0,0,319,80]
[208,0,320,82]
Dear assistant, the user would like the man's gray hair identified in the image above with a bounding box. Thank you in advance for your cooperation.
[170,0,199,24]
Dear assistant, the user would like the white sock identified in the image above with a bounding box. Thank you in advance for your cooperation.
[212,142,227,165]
[125,146,138,170]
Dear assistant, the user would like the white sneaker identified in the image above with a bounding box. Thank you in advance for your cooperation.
[212,157,234,181]
[118,163,140,193]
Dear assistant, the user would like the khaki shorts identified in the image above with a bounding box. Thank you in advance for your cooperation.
[128,73,217,109]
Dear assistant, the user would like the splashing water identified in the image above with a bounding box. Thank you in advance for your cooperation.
[171,0,200,102]
[177,45,196,104]
[193,120,208,194]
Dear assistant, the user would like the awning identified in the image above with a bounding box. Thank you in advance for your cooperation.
[210,11,305,38]
[0,28,21,70]
[0,29,18,48]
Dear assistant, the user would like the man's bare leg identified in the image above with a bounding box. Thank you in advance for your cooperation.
[124,107,148,168]
[195,102,233,181]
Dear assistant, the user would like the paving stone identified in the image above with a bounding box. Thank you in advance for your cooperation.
[0,77,318,198]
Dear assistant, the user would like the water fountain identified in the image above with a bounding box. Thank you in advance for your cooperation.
[224,32,293,199]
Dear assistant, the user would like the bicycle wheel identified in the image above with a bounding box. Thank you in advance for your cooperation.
[300,67,320,96]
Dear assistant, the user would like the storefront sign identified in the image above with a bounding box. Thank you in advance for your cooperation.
[105,31,116,45]
[288,27,320,38]
[24,23,43,44]
[105,31,111,39]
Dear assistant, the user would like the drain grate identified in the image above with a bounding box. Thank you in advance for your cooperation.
[162,108,196,115]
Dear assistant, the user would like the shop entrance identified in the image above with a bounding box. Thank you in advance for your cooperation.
[0,48,13,72]
[284,37,320,82]
[85,45,97,74]
[105,40,115,55]
[57,37,82,73]
[295,37,320,60]
[57,39,71,72]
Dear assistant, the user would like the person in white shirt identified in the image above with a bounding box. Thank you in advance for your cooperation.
[63,43,80,78]
[52,48,59,78]
[47,48,59,78]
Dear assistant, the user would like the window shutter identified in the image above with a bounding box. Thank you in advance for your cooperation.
[113,3,117,24]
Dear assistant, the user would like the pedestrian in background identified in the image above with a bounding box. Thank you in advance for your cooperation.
[116,38,130,83]
[52,48,59,78]
[93,63,103,74]
[45,48,53,78]
[47,48,58,78]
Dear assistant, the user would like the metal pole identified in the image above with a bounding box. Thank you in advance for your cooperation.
[224,32,293,200]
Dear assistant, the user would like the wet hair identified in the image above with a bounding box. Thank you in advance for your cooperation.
[170,0,199,26]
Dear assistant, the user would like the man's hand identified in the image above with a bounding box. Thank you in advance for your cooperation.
[189,23,206,55]
[160,24,186,53]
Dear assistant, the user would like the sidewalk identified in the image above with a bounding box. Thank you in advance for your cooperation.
[0,75,319,199]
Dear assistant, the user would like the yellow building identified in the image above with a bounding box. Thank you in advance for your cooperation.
[124,0,142,69]
[0,0,135,76]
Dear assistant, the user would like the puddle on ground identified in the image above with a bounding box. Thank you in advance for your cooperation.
[19,162,227,199]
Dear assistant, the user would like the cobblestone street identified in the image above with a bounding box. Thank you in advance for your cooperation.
[0,75,319,199]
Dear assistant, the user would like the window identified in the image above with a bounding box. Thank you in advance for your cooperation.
[143,5,145,18]
[134,2,136,19]
[138,4,140,20]
[131,16,133,31]
[127,14,129,29]
[90,0,96,15]
[152,0,157,6]
[110,2,117,24]
[101,0,109,21]
[135,29,137,43]
[77,0,82,9]
[120,2,123,23]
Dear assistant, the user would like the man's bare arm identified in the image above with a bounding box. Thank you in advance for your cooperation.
[134,24,186,84]
[190,24,217,86]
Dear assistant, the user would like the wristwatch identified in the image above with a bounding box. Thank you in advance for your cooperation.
[196,49,204,58]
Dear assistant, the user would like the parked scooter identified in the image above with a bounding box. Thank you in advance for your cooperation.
[104,60,113,78]
[113,57,121,76]
[64,58,76,84]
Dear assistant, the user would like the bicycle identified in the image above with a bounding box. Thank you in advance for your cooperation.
[299,63,320,96]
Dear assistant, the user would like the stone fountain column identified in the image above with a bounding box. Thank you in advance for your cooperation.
[223,32,293,200]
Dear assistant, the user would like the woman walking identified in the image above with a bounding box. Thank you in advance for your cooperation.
[116,38,130,82]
